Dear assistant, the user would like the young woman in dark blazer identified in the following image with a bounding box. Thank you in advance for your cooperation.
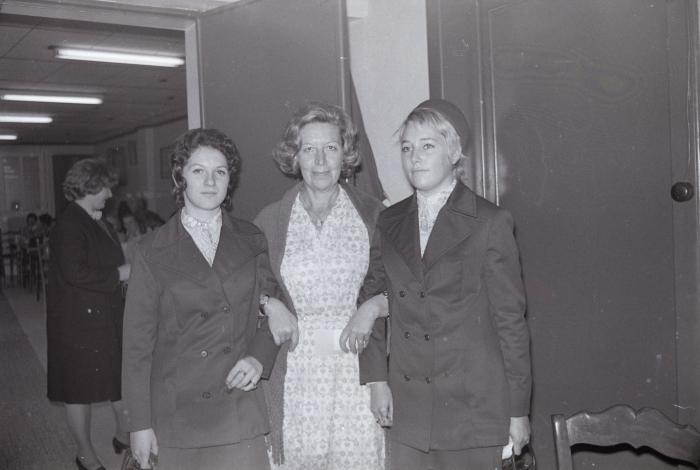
[122,128,291,470]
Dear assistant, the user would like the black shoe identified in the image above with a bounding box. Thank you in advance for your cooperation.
[112,436,130,454]
[75,456,106,470]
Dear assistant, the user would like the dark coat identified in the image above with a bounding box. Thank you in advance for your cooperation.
[121,211,280,449]
[360,182,532,452]
[47,202,125,404]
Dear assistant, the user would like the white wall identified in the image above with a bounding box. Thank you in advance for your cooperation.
[348,0,428,203]
[94,118,187,220]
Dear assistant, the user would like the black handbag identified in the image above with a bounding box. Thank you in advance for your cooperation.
[502,445,536,470]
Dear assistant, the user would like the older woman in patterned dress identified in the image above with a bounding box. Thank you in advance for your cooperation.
[254,102,389,470]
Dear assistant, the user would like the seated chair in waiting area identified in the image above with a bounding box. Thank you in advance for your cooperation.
[552,404,700,469]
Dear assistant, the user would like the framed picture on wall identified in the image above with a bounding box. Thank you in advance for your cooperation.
[160,145,174,179]
[127,140,138,166]
[107,145,127,186]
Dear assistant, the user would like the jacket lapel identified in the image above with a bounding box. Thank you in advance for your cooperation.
[422,183,480,271]
[383,195,424,283]
[211,214,258,280]
[148,211,213,286]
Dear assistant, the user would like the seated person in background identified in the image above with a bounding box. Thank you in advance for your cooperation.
[122,128,293,470]
[117,202,143,242]
[133,197,165,232]
[38,213,55,237]
[117,201,164,263]
[21,212,43,245]
[361,99,532,470]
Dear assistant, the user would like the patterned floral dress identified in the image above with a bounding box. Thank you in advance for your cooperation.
[274,188,385,470]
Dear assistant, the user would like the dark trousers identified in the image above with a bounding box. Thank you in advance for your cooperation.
[391,440,502,470]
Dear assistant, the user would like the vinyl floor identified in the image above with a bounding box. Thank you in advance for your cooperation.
[0,287,124,470]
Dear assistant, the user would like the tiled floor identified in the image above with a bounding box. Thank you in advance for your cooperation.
[4,286,127,470]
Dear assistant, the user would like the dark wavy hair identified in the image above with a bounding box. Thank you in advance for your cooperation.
[170,128,241,210]
[62,158,119,202]
[272,102,360,179]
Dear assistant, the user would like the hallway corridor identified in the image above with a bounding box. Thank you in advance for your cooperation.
[1,287,126,470]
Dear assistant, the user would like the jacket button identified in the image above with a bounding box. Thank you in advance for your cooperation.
[223,346,232,354]
[424,334,430,341]
[425,377,431,384]
[200,350,208,358]
[419,291,425,298]
[404,331,411,339]
[200,312,208,319]
[399,290,406,297]
[403,374,411,381]
[202,392,211,399]
[222,305,230,313]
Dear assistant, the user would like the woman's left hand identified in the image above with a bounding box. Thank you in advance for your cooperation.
[509,416,531,455]
[264,297,299,351]
[225,356,263,392]
[339,293,388,354]
[340,304,377,354]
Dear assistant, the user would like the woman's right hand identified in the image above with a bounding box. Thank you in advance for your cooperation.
[130,428,158,469]
[118,263,131,281]
[263,297,299,351]
[370,381,393,427]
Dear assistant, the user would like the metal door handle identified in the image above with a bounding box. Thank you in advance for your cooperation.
[671,182,694,202]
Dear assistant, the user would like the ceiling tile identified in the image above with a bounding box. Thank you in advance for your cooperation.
[0,58,65,82]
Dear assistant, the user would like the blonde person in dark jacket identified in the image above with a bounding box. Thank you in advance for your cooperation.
[121,128,292,470]
[361,99,532,470]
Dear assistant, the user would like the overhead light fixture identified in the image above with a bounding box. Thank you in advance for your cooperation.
[0,115,52,123]
[0,134,18,141]
[1,93,102,105]
[54,47,184,67]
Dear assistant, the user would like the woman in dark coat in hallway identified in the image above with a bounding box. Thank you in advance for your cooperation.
[47,158,131,470]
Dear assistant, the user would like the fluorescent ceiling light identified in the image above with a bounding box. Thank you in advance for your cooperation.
[0,134,18,141]
[55,47,184,67]
[0,115,52,123]
[2,93,102,105]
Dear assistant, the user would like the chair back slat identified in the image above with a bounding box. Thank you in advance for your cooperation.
[553,405,700,469]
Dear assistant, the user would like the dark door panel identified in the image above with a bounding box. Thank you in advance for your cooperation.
[428,0,698,468]
[197,0,348,220]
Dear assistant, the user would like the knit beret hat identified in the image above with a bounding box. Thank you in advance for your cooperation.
[414,98,471,152]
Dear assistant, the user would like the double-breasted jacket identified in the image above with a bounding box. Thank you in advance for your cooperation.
[121,211,280,448]
[360,182,531,451]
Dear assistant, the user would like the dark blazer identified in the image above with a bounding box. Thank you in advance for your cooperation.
[360,182,531,452]
[47,202,125,404]
[121,211,280,448]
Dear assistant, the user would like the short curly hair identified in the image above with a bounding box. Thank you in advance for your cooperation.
[273,102,360,179]
[62,158,119,202]
[170,128,241,210]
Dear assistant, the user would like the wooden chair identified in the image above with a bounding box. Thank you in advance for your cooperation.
[552,405,700,469]
[0,229,19,287]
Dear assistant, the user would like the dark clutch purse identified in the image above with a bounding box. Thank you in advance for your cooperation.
[121,449,158,470]
[502,445,536,470]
